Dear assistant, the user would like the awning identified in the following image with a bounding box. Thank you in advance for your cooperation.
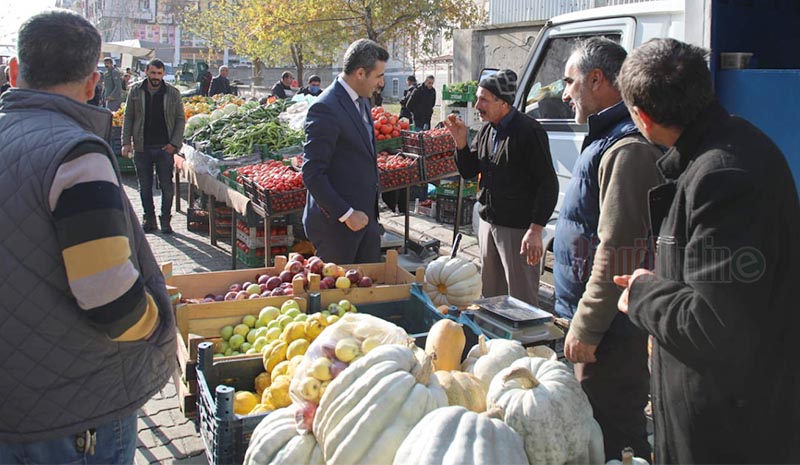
[101,40,156,59]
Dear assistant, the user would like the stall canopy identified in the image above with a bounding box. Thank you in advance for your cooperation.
[101,40,156,59]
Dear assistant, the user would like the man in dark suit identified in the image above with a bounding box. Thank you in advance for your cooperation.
[302,39,389,264]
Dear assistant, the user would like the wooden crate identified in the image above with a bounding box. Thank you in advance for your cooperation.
[174,295,308,419]
[166,256,293,301]
[306,250,425,307]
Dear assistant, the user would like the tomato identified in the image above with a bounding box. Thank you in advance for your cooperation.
[391,129,400,138]
[380,124,393,135]
[388,116,398,125]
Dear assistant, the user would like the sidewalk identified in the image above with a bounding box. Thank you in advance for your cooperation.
[125,174,480,464]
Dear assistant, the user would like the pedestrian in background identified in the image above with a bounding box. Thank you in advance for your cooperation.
[0,10,175,464]
[302,39,388,264]
[445,69,558,306]
[0,66,10,94]
[102,57,123,111]
[407,74,436,129]
[209,65,232,96]
[298,75,323,96]
[122,58,186,234]
[271,71,295,99]
[615,38,800,464]
[556,37,662,462]
[399,75,417,123]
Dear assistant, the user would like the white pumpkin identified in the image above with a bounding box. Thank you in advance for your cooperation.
[461,335,527,387]
[431,370,487,413]
[606,447,650,465]
[313,344,448,464]
[487,357,605,465]
[424,256,482,306]
[392,406,529,465]
[243,406,323,465]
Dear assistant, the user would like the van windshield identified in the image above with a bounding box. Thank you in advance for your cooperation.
[524,34,621,120]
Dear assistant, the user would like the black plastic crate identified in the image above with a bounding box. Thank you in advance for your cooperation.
[435,194,476,226]
[196,342,269,465]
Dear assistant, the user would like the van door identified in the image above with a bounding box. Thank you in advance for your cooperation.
[515,17,636,243]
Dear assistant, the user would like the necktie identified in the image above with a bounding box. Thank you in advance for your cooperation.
[358,98,374,144]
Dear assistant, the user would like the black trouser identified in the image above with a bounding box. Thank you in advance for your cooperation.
[382,190,407,213]
[574,330,651,462]
[134,147,174,218]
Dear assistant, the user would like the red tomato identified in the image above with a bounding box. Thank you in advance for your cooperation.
[391,129,400,138]
[380,124,393,135]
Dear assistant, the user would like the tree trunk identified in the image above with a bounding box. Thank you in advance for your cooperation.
[290,43,304,85]
[252,58,264,86]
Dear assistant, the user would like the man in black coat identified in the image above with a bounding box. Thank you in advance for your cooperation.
[615,38,800,464]
[407,75,436,129]
[209,65,232,96]
[398,75,416,123]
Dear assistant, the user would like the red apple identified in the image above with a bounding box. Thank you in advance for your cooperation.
[293,273,308,287]
[203,297,215,303]
[319,281,330,290]
[260,291,272,297]
[270,288,284,297]
[330,360,349,378]
[235,290,249,301]
[257,274,270,285]
[214,294,225,302]
[345,269,362,284]
[224,291,237,301]
[358,276,373,287]
[321,276,336,289]
[242,281,252,290]
[249,293,261,299]
[266,276,282,290]
[228,283,242,293]
[308,258,324,274]
[319,341,337,360]
[285,260,304,275]
[204,293,216,300]
[279,270,293,283]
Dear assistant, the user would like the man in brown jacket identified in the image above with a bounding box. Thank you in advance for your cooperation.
[557,37,663,461]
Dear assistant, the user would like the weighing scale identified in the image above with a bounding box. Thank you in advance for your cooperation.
[470,295,562,344]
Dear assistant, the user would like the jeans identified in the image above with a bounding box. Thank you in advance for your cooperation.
[134,147,174,218]
[0,413,137,464]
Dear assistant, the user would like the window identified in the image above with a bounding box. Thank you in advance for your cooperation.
[523,34,620,120]
[392,78,399,97]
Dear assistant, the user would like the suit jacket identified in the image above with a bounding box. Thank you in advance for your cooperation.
[302,80,379,236]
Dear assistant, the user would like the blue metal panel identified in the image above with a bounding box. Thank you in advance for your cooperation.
[716,69,800,197]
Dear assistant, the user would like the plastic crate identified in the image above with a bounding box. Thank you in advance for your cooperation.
[422,152,458,181]
[436,181,477,198]
[116,156,135,174]
[259,188,307,215]
[196,342,268,465]
[235,229,293,249]
[378,153,422,191]
[435,194,476,226]
[375,136,403,152]
[441,84,478,103]
[401,129,456,157]
[219,170,246,195]
[188,208,209,233]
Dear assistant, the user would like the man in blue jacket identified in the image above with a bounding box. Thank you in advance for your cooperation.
[302,39,388,263]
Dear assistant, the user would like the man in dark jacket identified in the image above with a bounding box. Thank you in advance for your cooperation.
[557,37,661,462]
[615,38,800,464]
[208,65,232,96]
[271,71,295,99]
[199,69,213,96]
[407,75,436,129]
[398,75,416,122]
[445,69,558,306]
[297,75,323,97]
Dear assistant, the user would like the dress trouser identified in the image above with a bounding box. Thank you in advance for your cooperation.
[574,330,651,462]
[478,218,540,306]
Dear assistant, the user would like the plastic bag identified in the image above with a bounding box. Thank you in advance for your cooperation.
[278,101,311,132]
[289,313,410,433]
[185,147,221,177]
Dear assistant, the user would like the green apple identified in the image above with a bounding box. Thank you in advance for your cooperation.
[350,304,358,313]
[214,340,229,354]
[246,284,262,295]
[224,347,234,357]
[242,314,257,328]
[253,337,267,352]
[277,315,292,329]
[240,342,252,353]
[267,320,281,330]
[254,319,267,328]
[284,308,301,319]
[293,313,308,322]
[321,310,330,317]
[281,299,300,314]
[220,325,234,341]
[228,334,245,350]
[233,324,250,338]
[231,351,240,356]
[255,327,269,338]
[266,327,282,342]
[246,329,258,344]
[338,300,352,312]
[258,306,281,325]
[246,348,258,355]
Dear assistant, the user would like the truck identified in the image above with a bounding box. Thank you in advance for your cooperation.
[514,0,800,245]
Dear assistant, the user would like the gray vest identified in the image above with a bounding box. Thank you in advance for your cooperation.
[0,89,176,442]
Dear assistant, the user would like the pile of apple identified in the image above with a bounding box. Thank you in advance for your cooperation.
[294,254,374,290]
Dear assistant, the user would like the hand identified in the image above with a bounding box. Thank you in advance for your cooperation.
[443,114,468,150]
[564,329,598,364]
[345,210,369,232]
[121,144,132,159]
[613,268,654,314]
[520,224,543,266]
[162,144,176,155]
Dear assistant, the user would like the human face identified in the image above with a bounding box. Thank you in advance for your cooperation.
[104,60,113,70]
[146,65,164,87]
[354,61,386,98]
[424,77,434,89]
[283,75,293,86]
[475,86,508,125]
[562,55,601,124]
